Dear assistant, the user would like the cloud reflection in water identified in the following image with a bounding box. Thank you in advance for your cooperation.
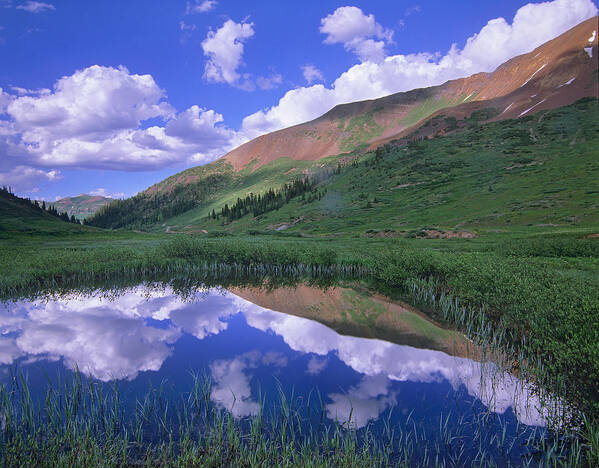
[0,286,548,426]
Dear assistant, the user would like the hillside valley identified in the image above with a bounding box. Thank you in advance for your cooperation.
[88,17,599,236]
[50,194,113,221]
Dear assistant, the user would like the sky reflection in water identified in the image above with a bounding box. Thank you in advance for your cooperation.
[0,286,548,428]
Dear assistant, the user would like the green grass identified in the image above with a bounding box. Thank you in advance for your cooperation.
[0,189,90,237]
[339,111,383,152]
[396,94,461,130]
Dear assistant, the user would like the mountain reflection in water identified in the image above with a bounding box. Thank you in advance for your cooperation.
[0,284,548,428]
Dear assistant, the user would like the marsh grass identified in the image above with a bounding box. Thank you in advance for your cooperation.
[1,232,598,464]
[0,365,591,467]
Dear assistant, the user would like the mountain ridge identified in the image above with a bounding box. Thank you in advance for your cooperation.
[50,194,113,221]
[87,17,599,232]
[220,16,598,170]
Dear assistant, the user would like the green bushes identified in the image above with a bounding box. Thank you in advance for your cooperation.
[499,237,599,258]
[160,236,338,266]
[376,247,599,418]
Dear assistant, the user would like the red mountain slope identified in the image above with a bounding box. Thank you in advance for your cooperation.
[221,17,598,171]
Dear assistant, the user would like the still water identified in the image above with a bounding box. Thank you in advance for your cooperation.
[0,283,551,463]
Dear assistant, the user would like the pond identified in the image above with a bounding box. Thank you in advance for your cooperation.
[0,281,554,465]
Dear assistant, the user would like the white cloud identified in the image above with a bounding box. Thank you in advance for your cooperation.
[320,6,393,62]
[89,188,126,199]
[8,65,173,141]
[306,356,328,375]
[202,19,255,88]
[209,350,288,417]
[168,294,235,339]
[0,87,13,113]
[0,165,61,192]
[179,21,197,44]
[326,375,397,428]
[165,105,233,148]
[239,84,337,140]
[3,292,183,381]
[0,66,239,175]
[256,73,283,90]
[16,1,54,13]
[10,86,51,96]
[404,5,421,17]
[302,64,324,84]
[240,0,598,139]
[186,0,216,14]
[210,354,261,417]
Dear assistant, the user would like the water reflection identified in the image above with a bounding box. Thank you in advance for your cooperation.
[0,284,547,428]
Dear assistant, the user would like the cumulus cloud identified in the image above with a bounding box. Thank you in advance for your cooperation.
[179,21,196,32]
[210,350,288,417]
[0,65,239,188]
[0,288,249,381]
[302,64,324,84]
[320,6,393,62]
[165,105,233,148]
[0,87,14,113]
[15,1,54,13]
[179,21,197,44]
[186,0,216,14]
[168,294,236,339]
[202,19,255,88]
[240,0,598,138]
[210,354,261,417]
[8,65,173,143]
[404,5,421,17]
[2,292,184,381]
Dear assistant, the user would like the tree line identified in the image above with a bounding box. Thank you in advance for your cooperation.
[211,177,318,224]
[0,186,81,224]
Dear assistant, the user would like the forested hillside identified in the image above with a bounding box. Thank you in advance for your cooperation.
[88,98,599,235]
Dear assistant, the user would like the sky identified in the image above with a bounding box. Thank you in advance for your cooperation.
[0,0,597,201]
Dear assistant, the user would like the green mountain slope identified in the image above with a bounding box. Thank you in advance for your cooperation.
[180,97,599,235]
[218,16,598,170]
[87,16,599,234]
[89,98,599,235]
[0,188,88,237]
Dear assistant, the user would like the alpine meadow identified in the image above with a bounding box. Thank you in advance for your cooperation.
[1,2,598,466]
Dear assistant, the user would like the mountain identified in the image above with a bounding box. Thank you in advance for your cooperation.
[0,188,87,236]
[50,194,113,221]
[221,16,598,170]
[229,284,475,358]
[87,17,599,232]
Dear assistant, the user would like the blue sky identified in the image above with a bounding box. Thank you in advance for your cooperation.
[0,0,597,200]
